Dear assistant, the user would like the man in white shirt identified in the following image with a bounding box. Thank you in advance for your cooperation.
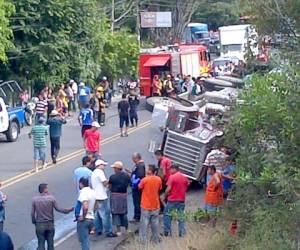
[75,177,96,250]
[91,160,116,238]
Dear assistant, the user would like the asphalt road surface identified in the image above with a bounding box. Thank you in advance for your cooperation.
[0,99,204,249]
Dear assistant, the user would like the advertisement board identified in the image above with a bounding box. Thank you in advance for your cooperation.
[140,12,172,28]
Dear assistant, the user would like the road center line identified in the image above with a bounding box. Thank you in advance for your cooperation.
[2,120,151,188]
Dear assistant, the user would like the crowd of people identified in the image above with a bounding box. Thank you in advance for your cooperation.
[0,77,236,250]
[152,74,206,98]
[25,78,140,172]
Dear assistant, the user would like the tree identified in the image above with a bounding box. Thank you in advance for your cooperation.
[100,29,139,84]
[192,1,240,30]
[0,0,15,62]
[4,0,108,90]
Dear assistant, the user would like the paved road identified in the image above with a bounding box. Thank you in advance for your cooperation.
[0,99,159,248]
[0,99,204,249]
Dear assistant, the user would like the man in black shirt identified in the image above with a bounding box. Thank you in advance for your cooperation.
[117,94,129,137]
[125,153,145,222]
[109,161,131,236]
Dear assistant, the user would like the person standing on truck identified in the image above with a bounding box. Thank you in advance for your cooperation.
[29,117,48,172]
[47,110,66,164]
[163,164,189,237]
[117,94,130,137]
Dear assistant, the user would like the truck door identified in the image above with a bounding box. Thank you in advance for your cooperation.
[0,98,9,132]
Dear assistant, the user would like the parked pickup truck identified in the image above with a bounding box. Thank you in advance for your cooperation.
[0,97,26,142]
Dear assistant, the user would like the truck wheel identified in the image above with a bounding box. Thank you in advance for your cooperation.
[6,121,19,142]
[25,110,33,126]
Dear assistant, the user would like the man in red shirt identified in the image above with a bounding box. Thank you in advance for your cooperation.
[138,164,162,243]
[83,121,101,158]
[154,150,172,182]
[163,164,189,237]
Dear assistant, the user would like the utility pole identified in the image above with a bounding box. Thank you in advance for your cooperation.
[111,0,115,33]
[136,0,140,47]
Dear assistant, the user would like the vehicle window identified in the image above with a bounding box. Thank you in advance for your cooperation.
[222,44,242,52]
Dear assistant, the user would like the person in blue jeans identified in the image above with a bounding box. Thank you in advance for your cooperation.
[163,164,189,237]
[75,177,96,250]
[91,160,116,237]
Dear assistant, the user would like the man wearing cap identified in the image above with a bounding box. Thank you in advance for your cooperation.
[78,104,94,137]
[91,160,116,238]
[47,110,66,164]
[83,121,101,158]
[108,161,131,236]
[164,164,189,237]
[78,82,91,109]
[29,117,48,172]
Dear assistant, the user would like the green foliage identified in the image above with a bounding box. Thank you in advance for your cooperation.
[100,29,139,82]
[193,1,240,30]
[4,0,108,89]
[221,68,300,249]
[0,0,15,62]
[0,0,139,91]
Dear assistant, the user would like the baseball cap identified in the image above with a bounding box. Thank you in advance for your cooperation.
[95,159,108,166]
[92,121,100,128]
[111,161,123,169]
[79,82,85,87]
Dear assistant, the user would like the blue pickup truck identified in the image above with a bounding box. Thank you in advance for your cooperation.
[0,97,27,142]
[0,81,29,142]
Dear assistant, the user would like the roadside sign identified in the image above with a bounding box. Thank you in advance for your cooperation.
[140,12,172,28]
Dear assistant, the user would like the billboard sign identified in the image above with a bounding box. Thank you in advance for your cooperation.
[140,12,172,28]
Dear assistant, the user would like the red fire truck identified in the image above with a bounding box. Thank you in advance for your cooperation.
[139,44,211,96]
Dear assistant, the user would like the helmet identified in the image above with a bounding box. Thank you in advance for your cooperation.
[97,86,104,92]
[102,76,107,81]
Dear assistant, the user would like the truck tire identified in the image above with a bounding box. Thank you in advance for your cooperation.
[25,110,33,126]
[6,121,19,142]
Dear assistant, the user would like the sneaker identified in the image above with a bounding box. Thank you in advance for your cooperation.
[106,232,117,238]
[164,232,170,237]
[116,232,122,237]
[42,163,47,169]
[52,158,57,164]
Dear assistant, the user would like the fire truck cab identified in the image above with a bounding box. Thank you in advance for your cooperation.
[139,44,210,97]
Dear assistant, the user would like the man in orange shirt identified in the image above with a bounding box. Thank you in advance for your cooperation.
[204,165,223,227]
[138,164,162,243]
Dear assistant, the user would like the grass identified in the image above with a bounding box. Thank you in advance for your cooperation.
[117,222,228,250]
